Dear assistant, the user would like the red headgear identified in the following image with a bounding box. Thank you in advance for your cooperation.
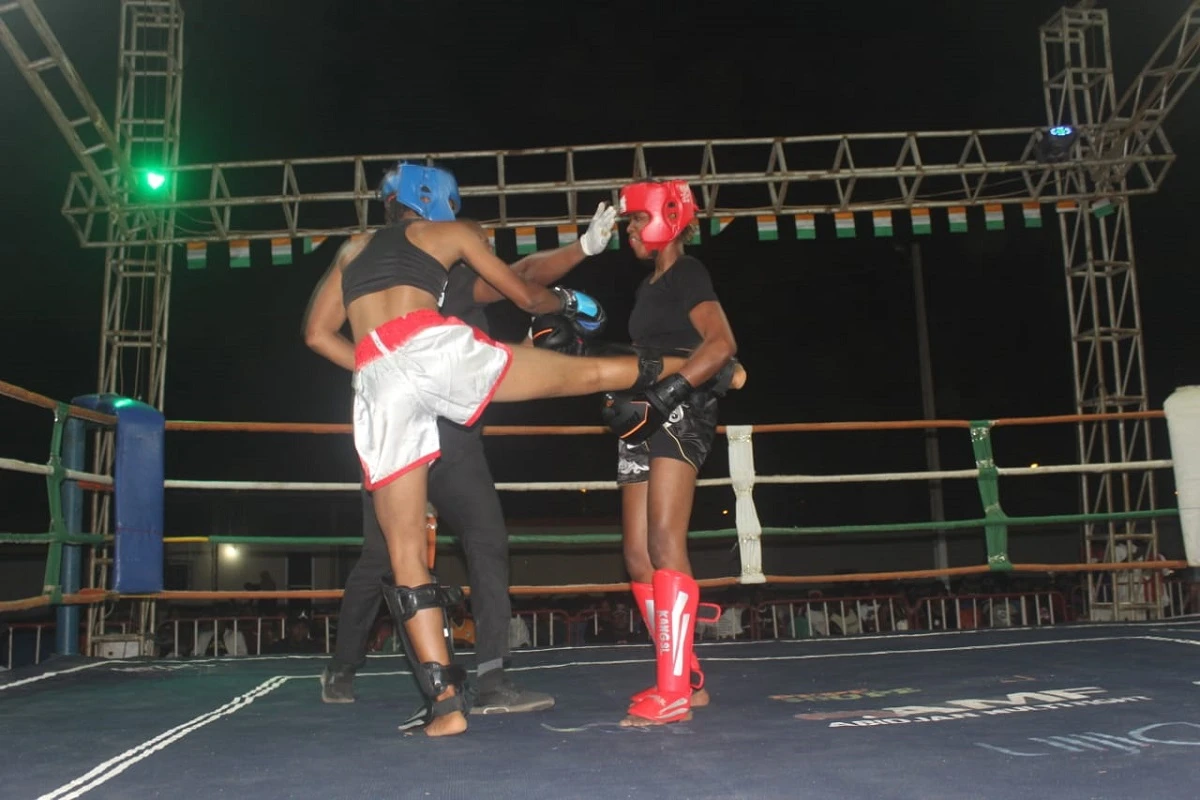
[618,180,697,249]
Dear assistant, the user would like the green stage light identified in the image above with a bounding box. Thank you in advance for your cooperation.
[144,170,166,191]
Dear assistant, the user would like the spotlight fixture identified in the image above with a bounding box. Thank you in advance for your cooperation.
[1037,124,1079,164]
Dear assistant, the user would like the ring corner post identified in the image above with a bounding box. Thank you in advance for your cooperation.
[108,397,166,597]
[1164,386,1200,583]
[55,398,95,656]
[726,424,767,585]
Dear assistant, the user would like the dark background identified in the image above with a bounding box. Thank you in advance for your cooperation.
[2,1,1198,579]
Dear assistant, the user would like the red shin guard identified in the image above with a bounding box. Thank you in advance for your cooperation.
[626,569,698,723]
[630,580,706,704]
[631,581,654,632]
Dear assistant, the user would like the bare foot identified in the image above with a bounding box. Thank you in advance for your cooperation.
[731,363,747,390]
[620,710,694,727]
[424,710,468,737]
[691,688,710,708]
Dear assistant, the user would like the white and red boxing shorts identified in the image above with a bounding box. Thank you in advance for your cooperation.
[352,309,512,490]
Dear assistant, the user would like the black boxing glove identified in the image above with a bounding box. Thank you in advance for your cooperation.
[601,373,694,444]
[529,314,586,356]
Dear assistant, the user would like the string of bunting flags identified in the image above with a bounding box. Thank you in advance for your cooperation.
[180,199,1116,269]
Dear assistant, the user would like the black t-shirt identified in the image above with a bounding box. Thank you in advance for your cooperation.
[627,256,718,351]
[435,262,488,455]
[440,262,487,331]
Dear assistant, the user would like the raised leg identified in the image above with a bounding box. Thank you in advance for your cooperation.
[491,346,687,403]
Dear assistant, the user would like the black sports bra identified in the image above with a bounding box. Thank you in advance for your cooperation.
[342,220,449,308]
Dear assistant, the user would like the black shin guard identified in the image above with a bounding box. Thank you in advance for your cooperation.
[382,577,470,730]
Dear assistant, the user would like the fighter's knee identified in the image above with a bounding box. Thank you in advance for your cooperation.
[646,534,687,571]
[624,550,654,581]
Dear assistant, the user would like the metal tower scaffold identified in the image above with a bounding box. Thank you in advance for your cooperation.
[98,0,183,412]
[89,0,183,647]
[3,1,1199,622]
[1040,4,1200,621]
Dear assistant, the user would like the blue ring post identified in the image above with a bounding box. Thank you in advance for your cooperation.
[56,394,165,657]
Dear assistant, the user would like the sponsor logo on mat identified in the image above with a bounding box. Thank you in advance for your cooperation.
[770,687,920,703]
[793,686,1154,728]
[975,721,1200,756]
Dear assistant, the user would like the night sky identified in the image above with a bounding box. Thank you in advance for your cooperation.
[2,1,1199,544]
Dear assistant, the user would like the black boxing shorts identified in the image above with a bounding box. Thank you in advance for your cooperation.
[616,391,718,485]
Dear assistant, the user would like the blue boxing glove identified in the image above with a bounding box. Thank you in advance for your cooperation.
[601,373,694,444]
[551,286,607,336]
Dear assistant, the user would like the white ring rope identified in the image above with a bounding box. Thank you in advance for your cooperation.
[155,452,1178,585]
[155,458,1174,493]
[0,456,113,485]
[1,458,1172,493]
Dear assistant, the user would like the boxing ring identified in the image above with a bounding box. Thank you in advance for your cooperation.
[4,378,1200,799]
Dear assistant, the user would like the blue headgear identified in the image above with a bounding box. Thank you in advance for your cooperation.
[379,162,461,222]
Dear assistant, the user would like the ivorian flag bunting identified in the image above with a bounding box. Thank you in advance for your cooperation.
[984,204,1004,231]
[834,212,855,238]
[515,227,537,255]
[948,207,967,233]
[872,210,893,237]
[556,224,578,247]
[270,238,292,265]
[794,213,815,239]
[186,242,206,270]
[911,208,931,235]
[229,239,251,268]
[756,215,778,241]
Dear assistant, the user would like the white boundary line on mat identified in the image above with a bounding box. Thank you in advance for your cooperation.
[0,661,110,692]
[35,676,287,800]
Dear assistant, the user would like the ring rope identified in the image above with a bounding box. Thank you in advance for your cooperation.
[0,379,116,426]
[0,456,113,485]
[149,458,1173,494]
[158,409,1166,436]
[0,557,1181,614]
[155,508,1175,548]
[97,558,1198,605]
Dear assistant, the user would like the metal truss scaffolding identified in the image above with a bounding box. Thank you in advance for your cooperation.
[57,127,1176,248]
